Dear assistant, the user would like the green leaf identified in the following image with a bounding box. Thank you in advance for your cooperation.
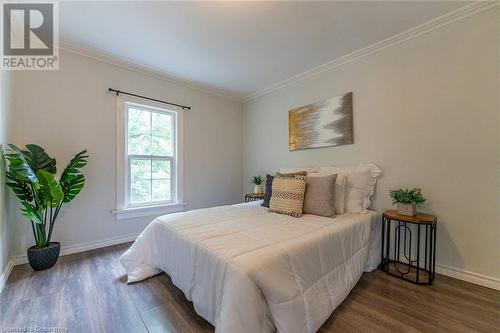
[6,171,33,202]
[22,144,57,174]
[20,202,43,224]
[250,175,263,185]
[389,187,426,206]
[37,170,64,207]
[60,150,88,203]
[61,174,85,203]
[5,144,38,186]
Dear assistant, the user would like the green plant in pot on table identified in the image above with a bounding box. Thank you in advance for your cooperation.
[250,175,264,195]
[389,187,426,217]
[4,144,88,270]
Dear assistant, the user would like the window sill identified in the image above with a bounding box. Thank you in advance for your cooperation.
[112,202,187,220]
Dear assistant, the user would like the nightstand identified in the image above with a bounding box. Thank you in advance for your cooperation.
[244,193,264,202]
[381,210,437,284]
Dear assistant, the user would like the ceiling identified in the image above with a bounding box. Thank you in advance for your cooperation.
[59,1,470,100]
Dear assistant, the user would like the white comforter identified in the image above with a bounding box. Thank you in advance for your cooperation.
[120,202,381,333]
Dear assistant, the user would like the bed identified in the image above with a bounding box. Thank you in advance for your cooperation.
[120,201,381,333]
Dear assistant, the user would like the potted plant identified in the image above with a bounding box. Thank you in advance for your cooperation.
[4,144,88,271]
[389,187,426,216]
[250,175,264,195]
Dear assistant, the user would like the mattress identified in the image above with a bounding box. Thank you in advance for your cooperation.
[120,201,381,333]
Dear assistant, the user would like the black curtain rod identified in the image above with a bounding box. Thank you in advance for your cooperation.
[108,88,191,110]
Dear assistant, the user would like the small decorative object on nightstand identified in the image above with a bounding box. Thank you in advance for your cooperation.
[381,210,437,285]
[250,175,264,195]
[245,193,265,203]
[389,187,426,217]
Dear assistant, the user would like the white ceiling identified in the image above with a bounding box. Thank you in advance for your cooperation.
[60,1,470,100]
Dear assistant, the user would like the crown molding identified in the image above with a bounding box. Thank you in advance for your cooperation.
[58,41,245,103]
[243,0,498,102]
[56,1,497,104]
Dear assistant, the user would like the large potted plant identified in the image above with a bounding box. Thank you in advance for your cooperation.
[389,187,426,216]
[4,144,88,270]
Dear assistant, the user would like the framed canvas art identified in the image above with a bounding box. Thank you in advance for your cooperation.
[289,92,353,151]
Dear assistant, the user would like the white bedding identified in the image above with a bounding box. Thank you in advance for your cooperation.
[120,201,381,333]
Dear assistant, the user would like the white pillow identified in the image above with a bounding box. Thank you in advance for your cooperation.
[308,172,346,215]
[279,167,319,173]
[335,174,347,214]
[317,164,382,213]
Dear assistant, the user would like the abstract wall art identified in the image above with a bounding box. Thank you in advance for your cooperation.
[289,92,353,151]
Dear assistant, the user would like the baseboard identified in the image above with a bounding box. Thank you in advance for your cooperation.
[0,259,14,294]
[394,254,500,291]
[436,264,500,291]
[12,233,139,265]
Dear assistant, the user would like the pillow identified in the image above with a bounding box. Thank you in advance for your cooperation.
[275,171,307,178]
[303,174,337,217]
[334,174,347,214]
[269,175,307,218]
[261,174,274,208]
[279,167,319,174]
[261,171,307,208]
[309,172,346,215]
[317,164,382,213]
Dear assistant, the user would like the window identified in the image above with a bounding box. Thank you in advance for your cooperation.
[115,96,184,220]
[127,104,175,205]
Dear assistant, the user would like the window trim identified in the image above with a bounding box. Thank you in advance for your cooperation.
[115,95,184,220]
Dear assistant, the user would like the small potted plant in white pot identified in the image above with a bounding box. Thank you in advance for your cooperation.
[250,175,264,195]
[389,187,426,216]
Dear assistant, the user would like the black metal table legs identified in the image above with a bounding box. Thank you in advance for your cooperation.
[381,216,436,284]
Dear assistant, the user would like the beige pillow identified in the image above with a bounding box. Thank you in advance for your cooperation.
[309,172,346,215]
[269,175,307,218]
[304,174,337,217]
[275,171,307,178]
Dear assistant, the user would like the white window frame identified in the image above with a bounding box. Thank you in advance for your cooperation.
[113,95,185,220]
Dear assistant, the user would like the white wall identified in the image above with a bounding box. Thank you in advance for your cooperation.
[8,50,243,257]
[243,8,499,283]
[0,71,13,283]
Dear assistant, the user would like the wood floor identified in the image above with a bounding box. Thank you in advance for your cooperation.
[1,243,498,333]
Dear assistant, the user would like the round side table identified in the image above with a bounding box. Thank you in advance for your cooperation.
[381,210,437,284]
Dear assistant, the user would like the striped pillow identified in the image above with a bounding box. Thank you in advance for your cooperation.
[269,175,307,218]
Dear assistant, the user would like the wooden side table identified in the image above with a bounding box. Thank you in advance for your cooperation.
[381,210,437,284]
[244,193,264,202]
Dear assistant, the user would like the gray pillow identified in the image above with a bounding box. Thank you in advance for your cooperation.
[303,174,337,217]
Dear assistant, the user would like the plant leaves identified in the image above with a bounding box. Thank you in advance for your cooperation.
[6,171,33,202]
[61,174,85,203]
[5,144,38,186]
[60,150,88,203]
[22,144,57,174]
[389,188,426,206]
[37,170,64,207]
[20,202,43,224]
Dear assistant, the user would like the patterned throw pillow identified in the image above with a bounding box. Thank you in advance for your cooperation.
[261,171,306,208]
[269,175,307,217]
[261,174,274,208]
